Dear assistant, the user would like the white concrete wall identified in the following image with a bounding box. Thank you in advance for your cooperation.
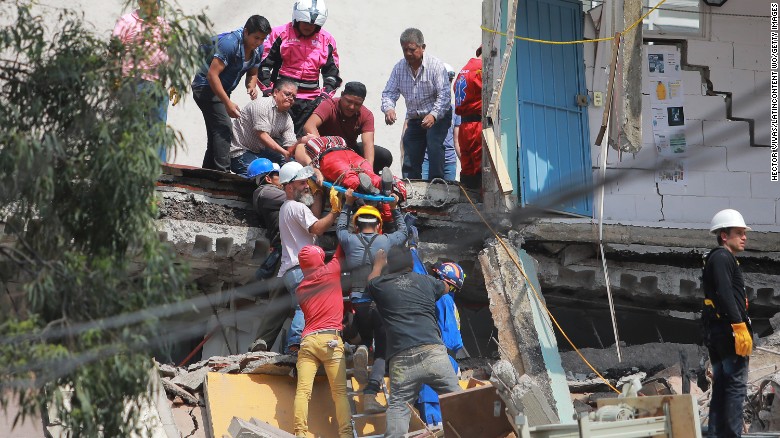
[57,0,482,176]
[585,0,778,231]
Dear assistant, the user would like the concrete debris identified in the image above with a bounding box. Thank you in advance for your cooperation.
[156,352,297,408]
[479,239,571,422]
[157,363,178,378]
[748,373,780,433]
[161,379,200,406]
[171,366,210,392]
[490,359,559,427]
[226,417,295,438]
[560,343,705,376]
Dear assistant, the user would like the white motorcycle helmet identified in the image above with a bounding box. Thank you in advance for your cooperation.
[292,0,328,27]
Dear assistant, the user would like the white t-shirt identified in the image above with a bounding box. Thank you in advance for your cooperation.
[278,200,319,277]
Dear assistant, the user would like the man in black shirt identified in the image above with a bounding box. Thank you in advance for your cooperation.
[366,246,461,438]
[702,209,752,438]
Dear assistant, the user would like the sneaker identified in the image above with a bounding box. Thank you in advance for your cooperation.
[363,379,381,395]
[353,345,369,385]
[248,339,268,353]
[362,393,386,414]
[381,167,394,196]
[358,173,379,195]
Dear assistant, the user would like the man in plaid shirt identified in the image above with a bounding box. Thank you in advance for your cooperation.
[381,28,452,180]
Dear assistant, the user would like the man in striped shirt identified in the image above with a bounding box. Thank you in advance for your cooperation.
[381,28,452,180]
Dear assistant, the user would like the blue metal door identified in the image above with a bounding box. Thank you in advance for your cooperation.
[515,0,593,216]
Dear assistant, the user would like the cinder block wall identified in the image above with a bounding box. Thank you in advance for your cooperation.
[586,0,777,230]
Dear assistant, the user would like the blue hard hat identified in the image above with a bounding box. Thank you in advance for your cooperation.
[434,262,465,291]
[247,158,280,179]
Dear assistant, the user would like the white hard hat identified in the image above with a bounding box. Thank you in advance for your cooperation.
[709,209,751,234]
[293,0,328,27]
[278,162,315,185]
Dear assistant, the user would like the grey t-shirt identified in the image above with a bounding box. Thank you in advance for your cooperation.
[253,184,285,242]
[366,271,447,359]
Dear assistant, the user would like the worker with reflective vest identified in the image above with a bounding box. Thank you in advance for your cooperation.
[259,0,342,135]
[336,190,408,414]
[702,208,752,438]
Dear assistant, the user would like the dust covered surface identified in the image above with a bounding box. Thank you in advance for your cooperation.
[159,196,262,228]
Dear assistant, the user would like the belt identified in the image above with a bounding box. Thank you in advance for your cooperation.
[306,329,342,337]
[460,114,481,123]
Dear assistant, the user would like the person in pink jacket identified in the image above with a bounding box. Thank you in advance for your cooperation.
[111,0,175,162]
[259,0,342,136]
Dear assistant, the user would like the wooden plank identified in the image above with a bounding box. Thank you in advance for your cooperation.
[482,128,514,194]
[597,394,702,438]
[439,384,514,438]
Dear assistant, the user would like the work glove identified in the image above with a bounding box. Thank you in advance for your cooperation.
[307,178,321,195]
[329,187,341,212]
[168,86,180,106]
[731,322,752,357]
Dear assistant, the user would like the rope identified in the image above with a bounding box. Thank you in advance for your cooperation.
[458,184,621,394]
[481,0,667,45]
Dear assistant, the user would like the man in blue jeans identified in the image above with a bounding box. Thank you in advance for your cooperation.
[277,162,339,353]
[192,15,271,172]
[366,246,462,437]
[702,209,753,437]
[381,28,452,180]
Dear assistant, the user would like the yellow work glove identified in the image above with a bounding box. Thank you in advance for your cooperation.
[731,322,752,357]
[168,86,180,106]
[307,178,321,195]
[329,187,341,212]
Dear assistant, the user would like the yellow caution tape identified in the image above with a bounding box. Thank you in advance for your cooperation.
[481,0,668,45]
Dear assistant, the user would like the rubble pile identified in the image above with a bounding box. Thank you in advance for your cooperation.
[156,352,297,406]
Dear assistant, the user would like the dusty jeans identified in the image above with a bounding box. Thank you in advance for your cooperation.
[294,332,354,438]
[385,344,461,437]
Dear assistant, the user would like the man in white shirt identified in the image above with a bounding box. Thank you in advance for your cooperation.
[276,161,339,353]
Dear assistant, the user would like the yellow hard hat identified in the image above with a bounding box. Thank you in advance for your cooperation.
[352,205,382,228]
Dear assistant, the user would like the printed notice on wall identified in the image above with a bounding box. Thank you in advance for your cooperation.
[646,44,687,185]
[646,46,681,80]
[656,159,686,185]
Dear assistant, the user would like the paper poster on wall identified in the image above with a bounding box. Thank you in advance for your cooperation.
[656,158,686,185]
[650,79,684,105]
[651,107,668,128]
[646,46,681,79]
[654,128,688,156]
[667,106,685,126]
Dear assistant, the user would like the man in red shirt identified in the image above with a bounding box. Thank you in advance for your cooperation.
[293,245,353,438]
[303,81,393,174]
[454,47,483,189]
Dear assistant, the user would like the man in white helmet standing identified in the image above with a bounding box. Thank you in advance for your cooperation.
[702,209,752,438]
[259,0,341,136]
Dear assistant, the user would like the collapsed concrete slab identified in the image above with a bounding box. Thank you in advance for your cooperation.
[479,236,575,425]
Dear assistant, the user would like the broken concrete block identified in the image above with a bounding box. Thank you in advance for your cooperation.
[560,244,595,267]
[770,312,780,332]
[218,363,241,374]
[248,418,297,437]
[241,353,296,375]
[227,417,295,438]
[160,378,200,405]
[187,359,209,372]
[171,366,210,392]
[479,240,574,423]
[490,360,559,427]
[157,363,178,378]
